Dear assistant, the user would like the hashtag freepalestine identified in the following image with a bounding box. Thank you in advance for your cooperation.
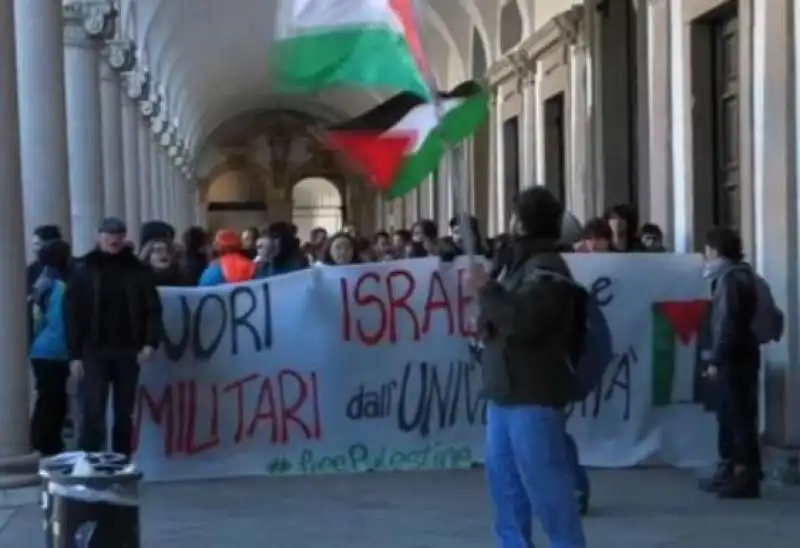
[267,458,292,474]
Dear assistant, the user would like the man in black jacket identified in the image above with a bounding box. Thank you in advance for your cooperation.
[468,188,586,547]
[65,217,162,458]
[699,227,761,498]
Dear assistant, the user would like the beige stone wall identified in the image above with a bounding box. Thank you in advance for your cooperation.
[479,6,585,235]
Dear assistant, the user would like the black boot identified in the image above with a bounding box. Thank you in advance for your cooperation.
[577,492,589,516]
[716,467,761,499]
[698,461,734,492]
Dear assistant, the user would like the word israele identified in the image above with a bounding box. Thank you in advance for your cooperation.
[132,369,321,457]
[339,267,475,345]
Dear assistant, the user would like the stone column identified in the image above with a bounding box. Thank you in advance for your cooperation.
[158,127,176,222]
[190,176,205,228]
[668,1,690,252]
[63,1,113,254]
[424,175,435,220]
[136,86,158,223]
[137,120,152,222]
[13,0,71,258]
[172,166,183,233]
[754,0,800,448]
[487,91,498,235]
[164,159,175,227]
[120,78,141,243]
[513,53,535,190]
[99,44,126,218]
[0,0,38,481]
[646,0,673,241]
[100,48,125,218]
[159,153,170,221]
[493,95,506,233]
[533,61,545,187]
[374,195,384,229]
[177,166,191,233]
[149,139,161,219]
[568,42,589,222]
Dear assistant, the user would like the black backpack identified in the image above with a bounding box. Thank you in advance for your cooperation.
[527,268,610,401]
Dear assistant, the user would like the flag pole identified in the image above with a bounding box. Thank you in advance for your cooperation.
[412,0,477,259]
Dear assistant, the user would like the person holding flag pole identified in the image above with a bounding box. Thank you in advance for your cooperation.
[405,5,587,546]
[271,1,585,545]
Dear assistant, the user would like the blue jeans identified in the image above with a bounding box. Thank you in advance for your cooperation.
[485,402,586,548]
[565,433,590,499]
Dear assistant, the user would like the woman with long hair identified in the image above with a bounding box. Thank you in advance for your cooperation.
[140,238,185,286]
[321,232,361,265]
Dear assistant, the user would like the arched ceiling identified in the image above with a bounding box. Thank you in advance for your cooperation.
[128,0,529,170]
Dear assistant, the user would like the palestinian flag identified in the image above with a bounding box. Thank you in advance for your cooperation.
[273,0,431,99]
[326,81,489,198]
[651,300,709,406]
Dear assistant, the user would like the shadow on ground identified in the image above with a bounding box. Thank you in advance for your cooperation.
[2,469,799,548]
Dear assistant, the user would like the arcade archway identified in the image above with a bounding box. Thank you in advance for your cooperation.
[292,177,343,241]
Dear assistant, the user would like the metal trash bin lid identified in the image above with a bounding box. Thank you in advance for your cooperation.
[40,452,143,505]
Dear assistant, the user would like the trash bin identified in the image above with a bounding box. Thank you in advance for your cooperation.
[39,452,142,548]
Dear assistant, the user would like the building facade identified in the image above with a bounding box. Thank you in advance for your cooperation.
[0,0,799,482]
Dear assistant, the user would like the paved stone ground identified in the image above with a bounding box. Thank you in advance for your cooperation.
[1,469,799,547]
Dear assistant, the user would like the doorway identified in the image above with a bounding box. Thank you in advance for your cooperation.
[503,116,520,225]
[543,93,567,204]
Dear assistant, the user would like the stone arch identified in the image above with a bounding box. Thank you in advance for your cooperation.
[203,156,269,234]
[500,1,524,53]
[201,156,266,202]
[471,28,488,78]
[205,169,263,203]
[292,177,344,241]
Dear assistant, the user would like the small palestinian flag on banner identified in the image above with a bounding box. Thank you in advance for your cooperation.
[651,300,709,407]
[325,81,489,198]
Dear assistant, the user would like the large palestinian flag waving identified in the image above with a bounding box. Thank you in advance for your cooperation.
[326,81,489,198]
[273,0,431,100]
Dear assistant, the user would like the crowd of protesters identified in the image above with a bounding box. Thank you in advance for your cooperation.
[24,186,765,548]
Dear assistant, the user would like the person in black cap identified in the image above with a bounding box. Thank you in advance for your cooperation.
[64,217,163,459]
[139,220,175,250]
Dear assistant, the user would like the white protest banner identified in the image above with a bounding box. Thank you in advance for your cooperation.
[132,254,717,482]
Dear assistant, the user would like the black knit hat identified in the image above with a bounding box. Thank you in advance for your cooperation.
[140,221,176,248]
[514,187,564,239]
[33,224,62,242]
